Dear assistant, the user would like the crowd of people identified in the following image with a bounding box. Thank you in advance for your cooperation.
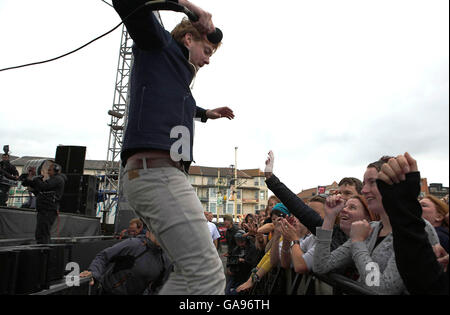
[78,149,448,295]
[217,151,449,295]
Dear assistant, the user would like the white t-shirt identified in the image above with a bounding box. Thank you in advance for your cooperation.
[207,221,220,241]
[299,234,317,271]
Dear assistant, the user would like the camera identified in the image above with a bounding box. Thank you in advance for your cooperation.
[226,255,241,266]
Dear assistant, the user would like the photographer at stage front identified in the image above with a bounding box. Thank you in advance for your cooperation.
[21,162,66,244]
[0,153,19,206]
[225,230,258,295]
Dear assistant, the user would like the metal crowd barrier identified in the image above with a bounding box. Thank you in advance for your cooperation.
[248,266,378,295]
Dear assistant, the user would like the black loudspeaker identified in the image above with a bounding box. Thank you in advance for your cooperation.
[55,146,86,175]
[60,193,81,214]
[0,249,19,294]
[60,174,82,213]
[79,175,98,217]
[14,247,49,294]
[63,174,83,195]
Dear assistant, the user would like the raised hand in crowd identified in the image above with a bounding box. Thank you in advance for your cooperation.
[377,152,417,184]
[280,218,302,243]
[264,150,274,179]
[322,194,346,231]
[433,243,449,272]
[350,219,373,243]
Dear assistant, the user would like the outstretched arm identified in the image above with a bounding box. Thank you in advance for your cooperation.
[264,151,324,234]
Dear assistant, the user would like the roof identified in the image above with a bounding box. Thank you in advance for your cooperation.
[297,181,339,200]
[188,166,254,179]
[241,169,265,177]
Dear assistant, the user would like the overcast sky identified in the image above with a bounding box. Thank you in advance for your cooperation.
[0,0,448,193]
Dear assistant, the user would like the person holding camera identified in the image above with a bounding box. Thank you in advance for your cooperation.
[80,229,172,295]
[0,153,19,206]
[225,230,259,295]
[21,162,66,244]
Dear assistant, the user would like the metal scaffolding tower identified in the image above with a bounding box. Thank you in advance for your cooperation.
[102,24,133,226]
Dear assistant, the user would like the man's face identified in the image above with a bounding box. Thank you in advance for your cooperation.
[47,165,55,177]
[338,184,358,201]
[128,223,139,236]
[187,38,214,71]
[2,155,9,162]
[224,219,233,229]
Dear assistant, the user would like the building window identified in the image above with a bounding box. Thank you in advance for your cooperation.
[189,176,195,184]
[260,191,265,200]
[260,204,265,211]
[237,204,241,214]
[210,203,217,214]
[260,177,265,186]
[207,177,215,185]
[209,188,217,198]
[254,191,259,199]
[254,205,259,212]
[237,189,242,200]
[254,178,259,186]
[227,203,234,214]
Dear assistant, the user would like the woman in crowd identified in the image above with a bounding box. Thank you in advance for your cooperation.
[420,194,449,252]
[313,155,440,294]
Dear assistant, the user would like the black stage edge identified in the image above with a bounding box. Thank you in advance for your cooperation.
[0,206,101,241]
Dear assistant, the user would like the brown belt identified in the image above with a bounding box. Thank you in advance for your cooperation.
[125,157,185,172]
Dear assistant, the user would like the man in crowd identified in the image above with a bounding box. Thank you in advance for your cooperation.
[21,162,66,244]
[0,153,19,206]
[337,177,363,200]
[225,230,259,295]
[80,228,172,295]
[205,211,220,249]
[118,218,145,239]
[223,214,239,258]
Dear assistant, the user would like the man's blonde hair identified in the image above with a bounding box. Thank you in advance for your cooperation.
[171,18,221,52]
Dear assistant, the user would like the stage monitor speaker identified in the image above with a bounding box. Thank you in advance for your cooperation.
[60,193,81,214]
[79,175,98,217]
[55,146,86,175]
[63,174,82,195]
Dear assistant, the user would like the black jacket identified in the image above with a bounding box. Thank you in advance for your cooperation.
[0,161,19,180]
[377,172,448,295]
[89,235,172,295]
[112,0,209,171]
[226,225,239,255]
[22,174,66,211]
[229,241,259,283]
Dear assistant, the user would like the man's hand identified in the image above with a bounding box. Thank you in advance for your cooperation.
[264,151,274,179]
[179,0,214,35]
[377,152,418,185]
[205,107,234,120]
[79,270,95,286]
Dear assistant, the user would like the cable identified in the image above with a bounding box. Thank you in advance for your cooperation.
[0,1,161,73]
[0,21,124,72]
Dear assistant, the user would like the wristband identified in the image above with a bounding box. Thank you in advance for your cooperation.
[251,273,260,283]
[291,240,300,248]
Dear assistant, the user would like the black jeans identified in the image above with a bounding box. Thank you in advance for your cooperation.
[35,210,57,244]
